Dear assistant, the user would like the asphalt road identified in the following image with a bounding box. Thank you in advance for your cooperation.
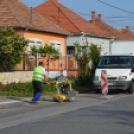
[0,90,134,134]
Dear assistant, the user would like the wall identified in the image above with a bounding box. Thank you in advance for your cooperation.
[111,40,134,55]
[0,70,75,85]
[0,71,33,85]
[66,35,110,55]
[25,30,66,55]
[14,29,66,55]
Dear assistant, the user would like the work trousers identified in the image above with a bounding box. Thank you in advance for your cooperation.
[32,81,43,102]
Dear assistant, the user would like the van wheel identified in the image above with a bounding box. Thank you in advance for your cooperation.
[127,81,134,94]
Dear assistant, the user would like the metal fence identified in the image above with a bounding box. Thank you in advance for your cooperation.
[0,54,78,72]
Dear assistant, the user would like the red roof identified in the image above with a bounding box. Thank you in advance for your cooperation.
[34,0,112,37]
[94,17,132,40]
[121,27,134,40]
[0,0,69,35]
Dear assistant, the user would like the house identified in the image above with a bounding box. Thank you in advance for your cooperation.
[0,0,70,81]
[0,0,69,56]
[119,26,134,40]
[91,12,134,55]
[34,0,113,56]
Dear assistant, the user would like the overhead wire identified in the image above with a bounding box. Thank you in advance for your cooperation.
[97,0,134,15]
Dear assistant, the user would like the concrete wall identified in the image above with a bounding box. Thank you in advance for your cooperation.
[111,40,134,55]
[0,71,68,85]
[0,71,33,85]
[66,35,110,55]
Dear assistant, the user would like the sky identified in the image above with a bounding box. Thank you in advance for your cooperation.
[20,0,134,32]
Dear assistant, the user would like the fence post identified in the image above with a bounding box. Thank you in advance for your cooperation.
[36,52,38,67]
[23,53,25,71]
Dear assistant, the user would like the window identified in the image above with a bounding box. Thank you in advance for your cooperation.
[29,41,34,57]
[36,41,42,49]
[57,44,62,53]
[97,56,133,69]
[28,38,44,58]
[67,47,75,55]
[50,41,62,54]
[132,57,134,72]
[50,43,55,48]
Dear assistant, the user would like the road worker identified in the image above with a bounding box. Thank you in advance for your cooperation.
[32,62,50,103]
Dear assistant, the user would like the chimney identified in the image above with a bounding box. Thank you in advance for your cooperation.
[91,11,95,25]
[126,26,130,30]
[98,14,101,20]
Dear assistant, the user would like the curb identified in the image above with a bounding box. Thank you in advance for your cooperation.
[0,96,53,109]
[0,100,28,109]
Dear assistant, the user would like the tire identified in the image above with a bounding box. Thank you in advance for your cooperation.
[69,97,75,102]
[58,97,63,103]
[127,81,134,94]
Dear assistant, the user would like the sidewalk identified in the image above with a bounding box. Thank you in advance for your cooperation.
[0,96,53,108]
[0,89,91,108]
[0,96,31,108]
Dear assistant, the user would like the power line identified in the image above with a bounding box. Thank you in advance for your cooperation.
[97,0,134,15]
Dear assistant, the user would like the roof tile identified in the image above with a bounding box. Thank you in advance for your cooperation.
[95,18,132,40]
[121,28,134,40]
[0,0,69,34]
[34,0,112,37]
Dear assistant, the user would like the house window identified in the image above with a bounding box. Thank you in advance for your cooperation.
[29,41,34,57]
[50,43,55,48]
[50,41,62,54]
[57,44,62,53]
[36,41,42,49]
[28,38,44,58]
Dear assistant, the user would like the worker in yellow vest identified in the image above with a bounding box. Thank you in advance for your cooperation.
[32,62,50,103]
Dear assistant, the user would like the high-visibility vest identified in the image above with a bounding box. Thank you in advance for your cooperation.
[32,66,44,82]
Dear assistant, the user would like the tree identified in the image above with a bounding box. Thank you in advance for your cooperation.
[89,44,101,68]
[73,38,90,79]
[0,26,28,72]
[73,38,101,83]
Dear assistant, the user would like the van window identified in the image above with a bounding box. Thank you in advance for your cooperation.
[97,56,133,69]
[132,57,134,72]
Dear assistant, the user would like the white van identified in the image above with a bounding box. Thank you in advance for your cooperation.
[93,55,134,94]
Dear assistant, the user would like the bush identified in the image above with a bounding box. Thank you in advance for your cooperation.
[71,75,93,90]
[0,26,28,72]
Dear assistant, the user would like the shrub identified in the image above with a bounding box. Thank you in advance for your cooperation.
[0,26,28,72]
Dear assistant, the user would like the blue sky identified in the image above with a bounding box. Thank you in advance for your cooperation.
[20,0,134,32]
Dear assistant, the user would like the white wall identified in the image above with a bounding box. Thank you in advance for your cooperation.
[111,40,134,55]
[66,35,110,55]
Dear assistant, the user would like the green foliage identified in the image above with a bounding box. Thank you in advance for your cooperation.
[73,38,101,84]
[71,75,93,90]
[0,26,28,72]
[0,82,53,97]
[89,44,101,68]
[73,38,91,79]
[31,44,60,55]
